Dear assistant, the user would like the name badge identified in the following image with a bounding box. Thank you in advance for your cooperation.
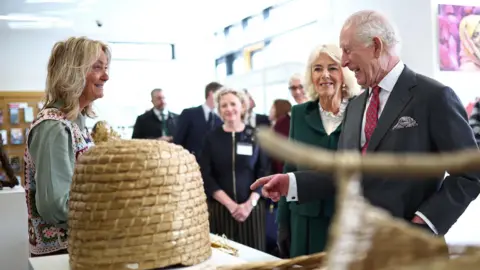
[237,143,253,156]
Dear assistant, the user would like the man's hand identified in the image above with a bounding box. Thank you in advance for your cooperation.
[250,174,289,202]
[158,136,173,142]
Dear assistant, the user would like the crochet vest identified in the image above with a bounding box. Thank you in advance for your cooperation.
[24,108,94,255]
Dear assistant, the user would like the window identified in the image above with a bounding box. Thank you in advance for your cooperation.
[233,56,245,75]
[263,23,318,67]
[213,32,227,58]
[108,42,174,61]
[216,62,227,79]
[251,50,265,70]
[226,23,243,52]
[244,14,264,44]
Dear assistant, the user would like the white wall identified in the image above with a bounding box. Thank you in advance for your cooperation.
[0,27,217,130]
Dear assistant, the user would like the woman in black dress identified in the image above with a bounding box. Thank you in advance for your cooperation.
[199,87,269,251]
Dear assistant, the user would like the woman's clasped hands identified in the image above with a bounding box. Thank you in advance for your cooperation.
[227,202,253,222]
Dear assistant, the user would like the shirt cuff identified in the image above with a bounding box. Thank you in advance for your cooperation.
[286,173,298,202]
[415,211,438,235]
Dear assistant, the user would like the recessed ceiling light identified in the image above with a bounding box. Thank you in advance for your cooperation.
[0,13,62,22]
[25,0,77,3]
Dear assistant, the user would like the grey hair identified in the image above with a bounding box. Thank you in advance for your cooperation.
[343,10,401,55]
[288,73,304,86]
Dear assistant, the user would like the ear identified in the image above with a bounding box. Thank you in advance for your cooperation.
[372,37,383,58]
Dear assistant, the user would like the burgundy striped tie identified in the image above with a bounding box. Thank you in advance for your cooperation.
[362,85,381,155]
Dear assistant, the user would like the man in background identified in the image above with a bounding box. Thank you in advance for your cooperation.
[174,82,223,159]
[288,73,308,104]
[132,88,178,141]
[244,89,270,128]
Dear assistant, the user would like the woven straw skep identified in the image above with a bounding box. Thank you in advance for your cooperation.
[68,139,212,270]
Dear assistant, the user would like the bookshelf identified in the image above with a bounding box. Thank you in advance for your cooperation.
[0,91,44,185]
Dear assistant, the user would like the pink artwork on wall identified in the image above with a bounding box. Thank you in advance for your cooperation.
[438,4,480,71]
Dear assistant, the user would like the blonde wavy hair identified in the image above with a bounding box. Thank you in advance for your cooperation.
[304,44,361,100]
[214,87,250,121]
[43,36,111,121]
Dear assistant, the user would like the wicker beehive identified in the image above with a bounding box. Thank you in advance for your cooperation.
[68,139,212,270]
[216,128,480,270]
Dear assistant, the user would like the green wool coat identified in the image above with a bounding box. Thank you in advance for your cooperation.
[276,100,341,258]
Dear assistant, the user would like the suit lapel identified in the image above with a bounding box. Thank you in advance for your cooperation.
[368,67,416,151]
[149,109,160,123]
[304,102,326,135]
[342,92,368,150]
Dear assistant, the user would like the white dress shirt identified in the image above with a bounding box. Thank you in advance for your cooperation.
[202,103,216,122]
[319,99,348,135]
[153,108,169,120]
[285,61,438,234]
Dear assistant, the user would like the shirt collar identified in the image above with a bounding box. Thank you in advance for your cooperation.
[372,60,405,93]
[153,108,168,117]
[202,103,217,114]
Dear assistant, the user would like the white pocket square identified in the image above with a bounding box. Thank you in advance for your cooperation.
[392,116,418,130]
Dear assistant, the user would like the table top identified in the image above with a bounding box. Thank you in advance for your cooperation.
[210,234,278,262]
[29,248,246,270]
[29,234,279,270]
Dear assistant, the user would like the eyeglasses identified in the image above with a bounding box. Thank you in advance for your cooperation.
[289,85,303,91]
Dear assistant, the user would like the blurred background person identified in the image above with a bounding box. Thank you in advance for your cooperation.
[265,98,292,255]
[243,89,270,128]
[269,99,293,173]
[200,87,270,251]
[276,44,360,258]
[288,73,308,104]
[25,37,110,257]
[174,82,223,159]
[132,88,178,141]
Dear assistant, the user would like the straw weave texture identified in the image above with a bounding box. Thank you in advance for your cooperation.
[68,139,212,270]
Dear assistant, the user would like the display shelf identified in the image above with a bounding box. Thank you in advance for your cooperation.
[0,91,44,186]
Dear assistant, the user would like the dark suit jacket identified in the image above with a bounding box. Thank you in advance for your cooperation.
[131,109,178,139]
[173,105,223,159]
[256,114,271,127]
[294,66,480,235]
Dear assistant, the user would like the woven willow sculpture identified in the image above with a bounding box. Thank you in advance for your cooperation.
[68,140,211,270]
[217,128,480,270]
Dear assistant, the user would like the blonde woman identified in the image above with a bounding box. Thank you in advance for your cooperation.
[199,87,270,251]
[276,44,360,258]
[25,37,110,257]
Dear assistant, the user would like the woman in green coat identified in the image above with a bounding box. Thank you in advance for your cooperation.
[276,44,361,258]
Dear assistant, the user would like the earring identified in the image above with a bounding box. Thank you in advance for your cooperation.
[342,84,347,91]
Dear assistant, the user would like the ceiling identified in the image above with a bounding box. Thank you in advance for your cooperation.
[0,0,281,42]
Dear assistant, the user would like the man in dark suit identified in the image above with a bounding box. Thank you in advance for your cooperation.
[173,82,223,159]
[132,88,178,141]
[252,10,480,236]
[243,89,271,128]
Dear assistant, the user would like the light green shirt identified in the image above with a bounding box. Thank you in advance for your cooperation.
[28,110,86,229]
